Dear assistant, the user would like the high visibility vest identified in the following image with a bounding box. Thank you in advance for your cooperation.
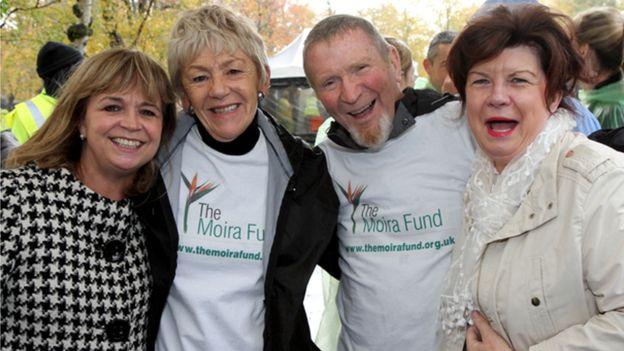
[0,108,10,131]
[7,92,56,144]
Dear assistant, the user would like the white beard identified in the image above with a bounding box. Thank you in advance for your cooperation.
[349,111,393,150]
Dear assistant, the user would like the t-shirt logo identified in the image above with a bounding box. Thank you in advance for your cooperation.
[182,172,218,233]
[337,181,367,234]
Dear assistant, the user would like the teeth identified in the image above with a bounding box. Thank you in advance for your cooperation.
[112,138,142,148]
[349,101,374,116]
[488,121,517,132]
[213,104,238,113]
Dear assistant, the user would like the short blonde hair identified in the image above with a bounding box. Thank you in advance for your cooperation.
[6,48,177,195]
[168,4,269,99]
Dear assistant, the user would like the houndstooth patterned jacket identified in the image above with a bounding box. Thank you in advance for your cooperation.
[1,165,152,351]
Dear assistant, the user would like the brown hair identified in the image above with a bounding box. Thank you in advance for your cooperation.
[447,4,583,111]
[574,7,624,74]
[6,48,177,195]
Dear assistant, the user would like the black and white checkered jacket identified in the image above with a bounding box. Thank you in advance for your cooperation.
[1,165,177,351]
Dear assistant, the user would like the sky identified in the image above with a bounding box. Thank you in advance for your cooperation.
[301,0,485,17]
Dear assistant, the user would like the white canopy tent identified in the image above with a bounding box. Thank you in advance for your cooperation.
[268,29,310,80]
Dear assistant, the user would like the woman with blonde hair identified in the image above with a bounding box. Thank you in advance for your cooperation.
[575,7,624,128]
[155,4,337,350]
[1,48,178,350]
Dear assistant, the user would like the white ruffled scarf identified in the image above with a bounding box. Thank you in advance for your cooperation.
[440,109,575,341]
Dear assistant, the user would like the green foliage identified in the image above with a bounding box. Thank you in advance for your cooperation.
[3,0,620,102]
[1,0,9,17]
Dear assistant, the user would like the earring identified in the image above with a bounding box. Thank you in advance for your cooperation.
[79,133,85,140]
[188,105,195,116]
[258,92,265,102]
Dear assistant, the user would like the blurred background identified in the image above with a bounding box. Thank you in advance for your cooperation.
[2,0,622,142]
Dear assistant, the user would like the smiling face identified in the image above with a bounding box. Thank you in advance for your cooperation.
[304,28,402,148]
[79,85,163,185]
[182,47,268,142]
[466,46,561,172]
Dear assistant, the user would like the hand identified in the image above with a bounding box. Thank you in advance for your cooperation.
[466,311,513,351]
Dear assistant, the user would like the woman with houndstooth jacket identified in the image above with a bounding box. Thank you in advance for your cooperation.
[1,48,178,350]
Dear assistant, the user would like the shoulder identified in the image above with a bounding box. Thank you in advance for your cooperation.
[1,165,48,186]
[422,99,464,122]
[561,134,624,184]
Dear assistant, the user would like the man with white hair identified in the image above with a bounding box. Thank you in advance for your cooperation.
[304,14,475,350]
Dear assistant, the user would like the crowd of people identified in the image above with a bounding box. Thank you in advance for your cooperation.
[1,1,623,351]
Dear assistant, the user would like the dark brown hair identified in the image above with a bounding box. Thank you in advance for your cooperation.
[447,4,584,111]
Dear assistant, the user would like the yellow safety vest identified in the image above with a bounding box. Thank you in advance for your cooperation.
[7,91,56,144]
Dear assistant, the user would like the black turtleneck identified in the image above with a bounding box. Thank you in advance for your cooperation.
[194,115,260,155]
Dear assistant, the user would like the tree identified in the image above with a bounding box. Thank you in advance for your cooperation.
[359,4,433,77]
[1,0,317,102]
[219,0,316,54]
[67,0,93,53]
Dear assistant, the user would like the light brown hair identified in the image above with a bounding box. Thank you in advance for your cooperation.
[574,7,624,74]
[385,37,413,82]
[6,48,177,195]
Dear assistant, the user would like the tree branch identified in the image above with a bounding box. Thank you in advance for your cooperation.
[131,0,155,47]
[1,0,61,29]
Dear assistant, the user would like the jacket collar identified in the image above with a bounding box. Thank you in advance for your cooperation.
[326,89,457,150]
[485,133,577,244]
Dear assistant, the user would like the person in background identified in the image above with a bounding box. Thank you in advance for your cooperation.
[386,37,416,89]
[6,41,84,144]
[439,4,624,350]
[414,31,458,94]
[314,36,417,146]
[155,5,338,350]
[574,6,624,129]
[1,48,178,351]
[305,14,474,351]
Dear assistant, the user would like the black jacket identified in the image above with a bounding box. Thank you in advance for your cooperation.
[132,174,178,351]
[262,113,340,351]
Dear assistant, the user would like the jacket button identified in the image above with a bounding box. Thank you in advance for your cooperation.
[103,240,126,263]
[105,319,129,342]
[531,297,541,306]
[529,213,535,219]
[547,202,553,209]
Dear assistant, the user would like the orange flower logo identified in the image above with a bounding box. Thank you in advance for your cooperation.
[182,172,218,233]
[337,181,367,234]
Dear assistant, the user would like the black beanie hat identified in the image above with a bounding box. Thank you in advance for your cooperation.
[36,41,83,79]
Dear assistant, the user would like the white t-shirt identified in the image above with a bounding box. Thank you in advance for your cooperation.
[319,102,475,351]
[156,127,269,351]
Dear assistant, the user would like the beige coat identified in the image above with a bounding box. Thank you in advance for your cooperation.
[439,132,624,351]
